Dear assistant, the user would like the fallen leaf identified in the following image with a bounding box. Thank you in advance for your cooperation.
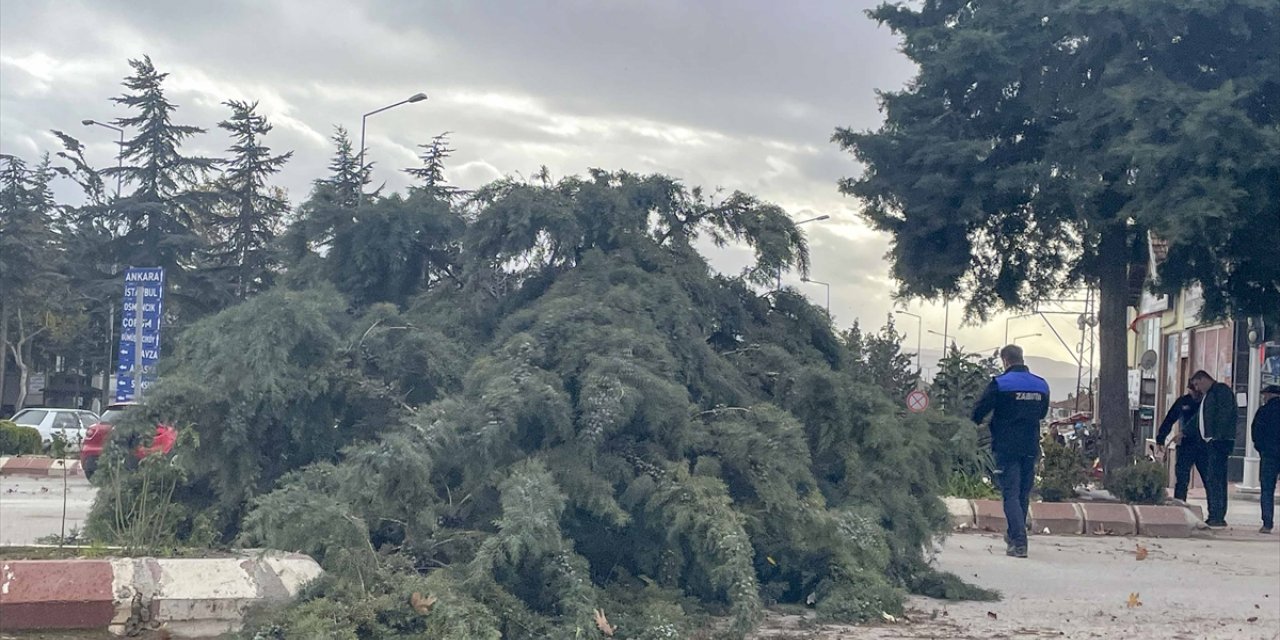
[1248,617,1258,623]
[1135,544,1149,561]
[1127,593,1142,609]
[766,556,777,566]
[987,611,999,620]
[409,592,437,615]
[594,608,616,637]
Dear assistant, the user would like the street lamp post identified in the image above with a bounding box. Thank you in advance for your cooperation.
[1012,332,1042,344]
[801,278,830,314]
[1004,312,1036,345]
[82,119,126,408]
[359,92,429,174]
[942,297,952,355]
[928,329,951,352]
[81,119,124,198]
[895,311,922,374]
[778,215,830,288]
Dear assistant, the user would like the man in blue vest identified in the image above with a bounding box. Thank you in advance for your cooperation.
[972,344,1051,558]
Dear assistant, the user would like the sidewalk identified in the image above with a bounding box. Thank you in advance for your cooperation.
[1179,486,1274,539]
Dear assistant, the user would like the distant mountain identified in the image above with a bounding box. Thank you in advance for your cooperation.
[909,348,1089,401]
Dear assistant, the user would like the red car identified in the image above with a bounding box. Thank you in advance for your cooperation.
[80,402,176,479]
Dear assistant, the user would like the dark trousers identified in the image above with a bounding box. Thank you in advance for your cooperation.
[994,452,1037,548]
[1205,440,1234,523]
[1261,453,1279,529]
[1172,440,1209,502]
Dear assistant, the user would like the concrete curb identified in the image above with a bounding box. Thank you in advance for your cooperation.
[0,456,84,477]
[0,551,321,636]
[946,498,1205,538]
[1029,501,1084,535]
[943,497,975,530]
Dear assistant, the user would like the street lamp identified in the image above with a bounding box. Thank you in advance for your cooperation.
[800,278,830,314]
[1012,332,1042,344]
[82,118,127,409]
[81,119,124,198]
[927,329,951,349]
[894,310,922,374]
[1004,312,1036,345]
[778,215,830,288]
[359,92,429,175]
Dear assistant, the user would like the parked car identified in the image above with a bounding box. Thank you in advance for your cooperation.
[79,402,176,479]
[9,408,101,452]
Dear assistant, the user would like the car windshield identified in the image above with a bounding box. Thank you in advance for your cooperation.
[99,408,129,425]
[11,409,47,426]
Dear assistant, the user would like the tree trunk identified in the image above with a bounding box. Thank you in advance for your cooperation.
[0,301,8,413]
[1097,224,1133,481]
[11,342,28,412]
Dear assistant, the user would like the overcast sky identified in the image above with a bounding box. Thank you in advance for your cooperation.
[0,0,1094,386]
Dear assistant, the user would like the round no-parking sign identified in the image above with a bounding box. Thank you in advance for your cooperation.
[906,389,929,413]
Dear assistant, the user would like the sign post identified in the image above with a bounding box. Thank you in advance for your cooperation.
[115,267,164,403]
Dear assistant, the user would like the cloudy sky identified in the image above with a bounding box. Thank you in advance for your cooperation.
[0,0,1094,386]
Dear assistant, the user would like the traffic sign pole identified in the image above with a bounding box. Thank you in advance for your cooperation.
[133,282,145,401]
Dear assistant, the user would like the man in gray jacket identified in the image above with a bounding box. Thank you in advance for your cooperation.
[1190,370,1237,527]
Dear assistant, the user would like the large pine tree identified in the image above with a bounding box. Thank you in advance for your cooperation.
[102,56,217,315]
[0,155,63,410]
[208,100,292,300]
[835,0,1280,475]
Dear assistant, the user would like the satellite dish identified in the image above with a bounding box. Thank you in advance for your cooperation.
[1139,349,1158,371]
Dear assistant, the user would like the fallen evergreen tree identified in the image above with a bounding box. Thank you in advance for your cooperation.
[90,169,993,639]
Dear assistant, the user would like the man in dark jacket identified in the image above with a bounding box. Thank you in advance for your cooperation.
[972,344,1050,558]
[1252,384,1280,534]
[1156,384,1206,502]
[1190,370,1237,527]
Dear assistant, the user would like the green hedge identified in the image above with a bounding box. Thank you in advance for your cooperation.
[1105,460,1168,505]
[0,421,43,455]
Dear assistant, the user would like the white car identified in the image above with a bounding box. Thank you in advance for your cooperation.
[9,408,101,451]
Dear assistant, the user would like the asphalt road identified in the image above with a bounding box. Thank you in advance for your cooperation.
[756,533,1280,640]
[0,475,96,545]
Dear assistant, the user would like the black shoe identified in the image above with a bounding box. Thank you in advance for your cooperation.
[1205,520,1228,528]
[1006,546,1027,558]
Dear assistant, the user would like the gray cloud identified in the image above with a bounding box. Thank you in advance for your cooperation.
[2,0,1079,368]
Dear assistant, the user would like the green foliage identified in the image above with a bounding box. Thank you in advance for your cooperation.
[836,0,1278,320]
[942,471,999,501]
[0,421,42,455]
[1104,460,1168,505]
[207,100,292,301]
[836,0,1279,492]
[840,316,920,399]
[102,56,218,316]
[86,169,991,638]
[930,344,1000,419]
[1038,435,1088,503]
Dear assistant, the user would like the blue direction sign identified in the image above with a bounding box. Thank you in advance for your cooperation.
[115,267,165,403]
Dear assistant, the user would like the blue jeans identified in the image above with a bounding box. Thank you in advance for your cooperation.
[1261,453,1278,529]
[1205,440,1233,523]
[994,452,1038,548]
